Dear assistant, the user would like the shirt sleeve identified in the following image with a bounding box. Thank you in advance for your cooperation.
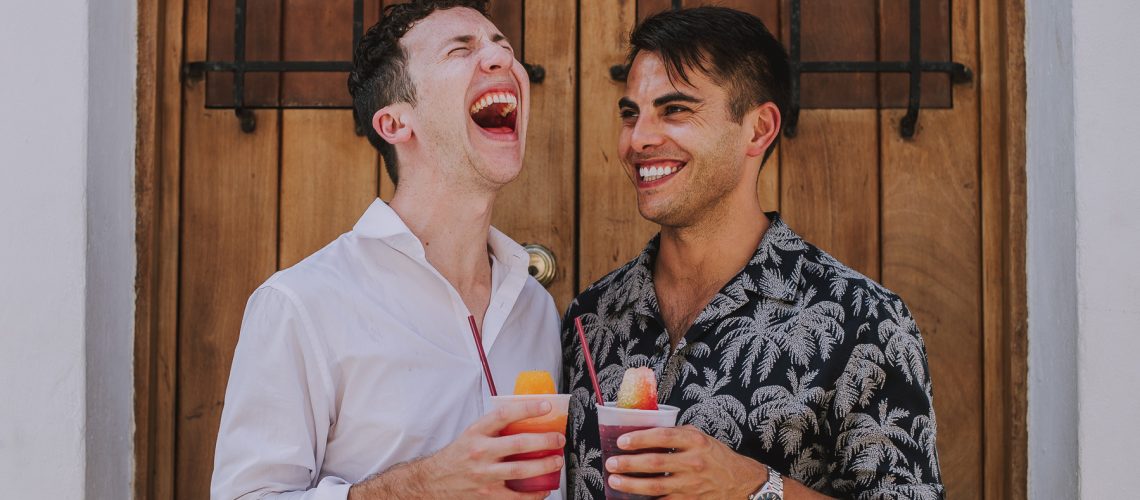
[825,297,945,500]
[211,285,347,500]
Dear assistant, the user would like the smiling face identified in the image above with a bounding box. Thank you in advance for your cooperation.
[618,51,759,228]
[398,7,530,188]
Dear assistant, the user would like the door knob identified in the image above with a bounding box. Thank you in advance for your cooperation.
[523,244,556,288]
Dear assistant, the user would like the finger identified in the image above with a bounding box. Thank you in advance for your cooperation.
[471,399,553,435]
[604,451,685,475]
[617,426,701,451]
[489,432,566,459]
[487,454,565,480]
[608,472,681,497]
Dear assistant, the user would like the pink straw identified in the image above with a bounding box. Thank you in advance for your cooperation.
[574,316,605,406]
[468,315,498,396]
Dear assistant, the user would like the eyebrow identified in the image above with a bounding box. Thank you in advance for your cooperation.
[617,92,702,111]
[441,33,509,50]
[652,92,702,107]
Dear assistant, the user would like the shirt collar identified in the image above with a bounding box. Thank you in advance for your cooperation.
[351,198,528,264]
[630,212,809,318]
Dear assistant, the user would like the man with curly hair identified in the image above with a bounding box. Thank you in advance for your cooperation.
[211,1,563,498]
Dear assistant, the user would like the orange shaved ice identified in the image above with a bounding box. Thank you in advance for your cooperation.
[513,370,557,395]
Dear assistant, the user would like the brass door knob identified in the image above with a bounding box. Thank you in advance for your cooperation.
[523,244,557,287]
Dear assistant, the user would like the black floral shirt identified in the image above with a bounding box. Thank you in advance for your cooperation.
[561,213,943,499]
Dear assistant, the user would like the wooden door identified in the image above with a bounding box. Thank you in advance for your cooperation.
[139,0,1023,498]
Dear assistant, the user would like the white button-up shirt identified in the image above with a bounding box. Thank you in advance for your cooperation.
[211,199,563,499]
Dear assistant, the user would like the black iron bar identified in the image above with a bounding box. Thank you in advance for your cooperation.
[785,0,803,137]
[899,0,923,138]
[352,0,364,53]
[232,0,255,132]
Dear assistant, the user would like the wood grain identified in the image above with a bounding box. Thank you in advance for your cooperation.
[279,110,379,268]
[133,0,184,497]
[980,0,1028,498]
[489,0,577,309]
[779,0,879,280]
[879,0,982,497]
[578,0,654,288]
[178,0,281,497]
[781,110,880,279]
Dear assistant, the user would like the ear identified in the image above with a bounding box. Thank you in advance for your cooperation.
[745,102,781,158]
[372,104,413,144]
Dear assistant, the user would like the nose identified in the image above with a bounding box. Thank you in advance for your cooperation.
[629,115,665,151]
[478,40,515,74]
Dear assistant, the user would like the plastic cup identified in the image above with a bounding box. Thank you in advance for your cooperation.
[596,402,681,500]
[489,394,571,492]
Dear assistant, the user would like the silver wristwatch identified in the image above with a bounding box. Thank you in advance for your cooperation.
[747,465,784,500]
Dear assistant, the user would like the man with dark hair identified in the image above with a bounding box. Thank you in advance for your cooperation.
[563,7,943,499]
[212,1,564,498]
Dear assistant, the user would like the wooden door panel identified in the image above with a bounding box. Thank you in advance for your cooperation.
[179,3,280,500]
[279,110,379,268]
[880,0,983,497]
[578,0,654,288]
[492,0,578,309]
[281,0,383,106]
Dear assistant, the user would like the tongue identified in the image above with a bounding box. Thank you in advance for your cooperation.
[471,103,516,133]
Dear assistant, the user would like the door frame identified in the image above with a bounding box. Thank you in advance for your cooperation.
[132,0,1028,497]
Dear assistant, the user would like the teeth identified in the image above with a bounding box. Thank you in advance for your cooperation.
[638,164,680,182]
[469,91,519,115]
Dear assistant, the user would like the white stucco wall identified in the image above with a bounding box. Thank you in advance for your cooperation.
[1029,0,1140,498]
[0,0,136,498]
[1071,1,1140,497]
[1025,0,1079,497]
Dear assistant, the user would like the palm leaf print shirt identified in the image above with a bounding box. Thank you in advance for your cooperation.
[561,214,944,499]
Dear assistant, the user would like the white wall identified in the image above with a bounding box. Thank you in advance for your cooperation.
[1029,0,1140,498]
[1071,0,1140,497]
[0,0,136,498]
[86,0,138,498]
[1025,0,1079,497]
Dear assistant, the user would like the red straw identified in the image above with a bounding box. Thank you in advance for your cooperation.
[468,315,498,396]
[574,316,605,406]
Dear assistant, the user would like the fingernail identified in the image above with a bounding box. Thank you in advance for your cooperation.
[610,475,622,487]
[540,401,551,412]
[555,456,564,468]
[617,435,630,448]
[557,434,566,446]
[606,457,617,470]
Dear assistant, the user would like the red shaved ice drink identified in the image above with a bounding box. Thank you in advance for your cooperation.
[597,368,680,499]
[489,371,569,493]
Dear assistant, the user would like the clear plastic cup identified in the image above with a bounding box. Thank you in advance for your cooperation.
[596,402,681,500]
[489,394,571,492]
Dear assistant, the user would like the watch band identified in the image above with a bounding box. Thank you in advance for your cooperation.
[747,465,784,500]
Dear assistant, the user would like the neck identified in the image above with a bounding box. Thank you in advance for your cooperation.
[389,172,497,292]
[655,188,768,289]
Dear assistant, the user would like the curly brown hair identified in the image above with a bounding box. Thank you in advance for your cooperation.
[348,0,489,185]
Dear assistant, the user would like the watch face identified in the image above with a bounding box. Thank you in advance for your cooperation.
[759,493,781,500]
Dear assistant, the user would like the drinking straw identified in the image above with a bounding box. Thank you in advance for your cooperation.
[574,316,605,406]
[468,315,498,396]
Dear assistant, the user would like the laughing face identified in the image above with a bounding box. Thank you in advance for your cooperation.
[398,7,530,188]
[618,52,759,228]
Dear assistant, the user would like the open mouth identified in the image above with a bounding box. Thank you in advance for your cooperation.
[469,90,518,136]
[637,160,686,184]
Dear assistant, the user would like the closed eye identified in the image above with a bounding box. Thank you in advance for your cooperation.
[449,46,471,56]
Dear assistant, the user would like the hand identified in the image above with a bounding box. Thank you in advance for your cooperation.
[604,425,765,499]
[349,399,565,499]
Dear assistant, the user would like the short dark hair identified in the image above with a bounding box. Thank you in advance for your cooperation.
[627,6,790,164]
[348,0,489,185]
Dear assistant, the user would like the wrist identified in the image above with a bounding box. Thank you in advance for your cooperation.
[738,458,768,498]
